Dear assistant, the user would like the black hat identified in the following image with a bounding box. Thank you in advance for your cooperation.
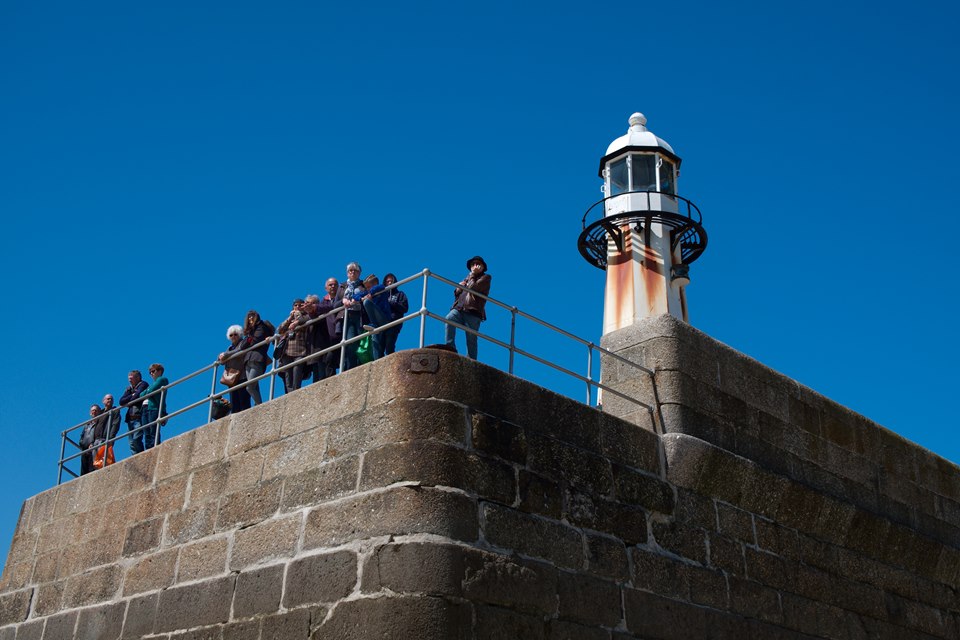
[466,255,487,271]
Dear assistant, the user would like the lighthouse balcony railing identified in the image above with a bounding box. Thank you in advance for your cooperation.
[581,190,703,229]
[56,269,663,484]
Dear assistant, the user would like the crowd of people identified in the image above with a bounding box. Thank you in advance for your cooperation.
[75,257,491,476]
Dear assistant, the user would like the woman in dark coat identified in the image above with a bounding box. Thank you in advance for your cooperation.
[242,310,273,405]
[218,324,251,414]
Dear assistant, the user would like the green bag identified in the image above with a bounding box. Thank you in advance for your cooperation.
[357,335,373,364]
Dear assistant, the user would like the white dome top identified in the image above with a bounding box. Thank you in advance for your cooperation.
[604,112,676,157]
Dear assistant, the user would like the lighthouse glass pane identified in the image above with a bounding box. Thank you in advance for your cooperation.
[609,158,628,195]
[631,154,657,191]
[658,158,676,194]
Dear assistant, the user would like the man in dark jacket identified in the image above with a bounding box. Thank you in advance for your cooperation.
[445,256,491,359]
[119,370,149,454]
[80,404,101,475]
[319,277,341,378]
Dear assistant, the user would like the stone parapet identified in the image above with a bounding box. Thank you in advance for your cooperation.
[601,314,960,549]
[0,347,957,639]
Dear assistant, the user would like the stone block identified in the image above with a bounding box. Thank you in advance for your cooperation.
[462,550,557,615]
[717,502,755,543]
[188,462,228,507]
[360,440,515,504]
[122,548,177,595]
[121,592,158,639]
[651,520,706,565]
[599,413,660,475]
[41,610,78,639]
[361,542,464,597]
[233,564,284,619]
[31,551,59,584]
[584,532,629,581]
[223,448,266,494]
[122,516,163,557]
[26,490,57,533]
[547,619,609,640]
[612,465,674,514]
[0,562,30,592]
[222,620,260,640]
[303,486,478,549]
[687,564,728,609]
[32,581,63,617]
[16,619,44,640]
[312,594,471,639]
[279,455,358,512]
[325,398,467,458]
[483,502,582,570]
[117,445,160,489]
[673,488,717,531]
[283,550,357,607]
[728,576,782,624]
[472,604,546,639]
[63,564,122,608]
[564,490,648,546]
[155,430,197,482]
[744,547,798,592]
[227,401,283,456]
[518,470,562,519]
[177,535,228,583]
[557,571,621,627]
[189,418,229,469]
[260,609,312,640]
[527,433,613,498]
[623,588,707,639]
[629,548,689,600]
[75,601,125,640]
[708,532,745,575]
[260,426,329,481]
[281,369,369,438]
[471,412,526,464]
[215,478,281,531]
[230,513,301,570]
[0,588,31,626]
[155,575,236,633]
[165,502,218,546]
[133,476,189,523]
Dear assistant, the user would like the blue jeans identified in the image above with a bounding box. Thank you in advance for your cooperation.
[362,299,392,360]
[341,309,363,371]
[244,361,265,404]
[142,407,160,450]
[445,309,482,359]
[383,324,401,355]
[128,418,144,454]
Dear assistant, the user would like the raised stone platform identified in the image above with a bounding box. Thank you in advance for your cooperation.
[0,329,957,638]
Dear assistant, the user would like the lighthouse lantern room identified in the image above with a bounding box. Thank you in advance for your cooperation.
[578,113,707,335]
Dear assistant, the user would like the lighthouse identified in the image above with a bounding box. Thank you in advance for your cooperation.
[578,113,707,334]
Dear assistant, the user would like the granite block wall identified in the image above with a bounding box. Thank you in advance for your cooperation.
[0,340,957,639]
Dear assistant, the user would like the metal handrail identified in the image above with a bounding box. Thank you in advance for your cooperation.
[57,268,662,483]
[581,189,702,229]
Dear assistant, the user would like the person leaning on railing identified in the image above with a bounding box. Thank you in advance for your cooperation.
[79,404,101,475]
[242,310,274,406]
[219,325,251,414]
[382,272,408,356]
[319,278,341,379]
[139,363,168,451]
[334,262,366,371]
[445,255,492,360]
[277,298,313,392]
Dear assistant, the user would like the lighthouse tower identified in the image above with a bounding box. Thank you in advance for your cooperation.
[578,113,707,335]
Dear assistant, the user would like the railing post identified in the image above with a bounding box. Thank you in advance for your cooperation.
[57,432,67,485]
[339,307,348,372]
[586,344,594,405]
[268,353,277,401]
[509,307,517,374]
[208,363,219,422]
[158,387,166,445]
[419,269,429,348]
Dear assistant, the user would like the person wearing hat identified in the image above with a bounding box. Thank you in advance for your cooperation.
[445,256,491,359]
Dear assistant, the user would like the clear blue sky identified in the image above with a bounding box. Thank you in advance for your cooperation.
[1,0,958,555]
